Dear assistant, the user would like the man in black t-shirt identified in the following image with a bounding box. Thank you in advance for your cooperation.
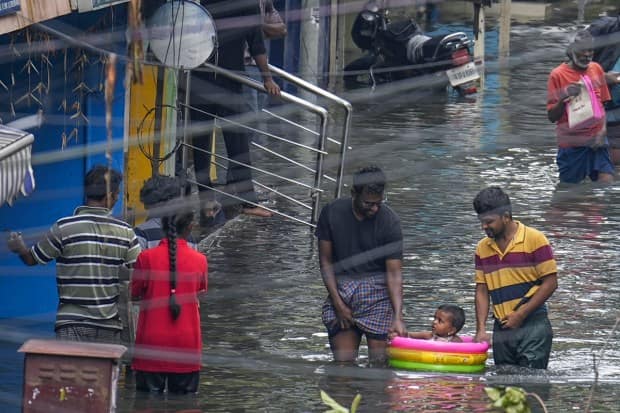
[315,166,406,366]
[189,0,280,224]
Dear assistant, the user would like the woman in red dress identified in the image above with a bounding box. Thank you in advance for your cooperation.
[131,198,207,394]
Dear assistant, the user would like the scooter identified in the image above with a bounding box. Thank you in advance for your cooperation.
[344,1,479,95]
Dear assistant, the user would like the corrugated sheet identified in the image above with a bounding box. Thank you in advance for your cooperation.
[0,0,72,35]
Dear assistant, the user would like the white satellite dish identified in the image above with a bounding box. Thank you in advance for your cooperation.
[148,0,217,69]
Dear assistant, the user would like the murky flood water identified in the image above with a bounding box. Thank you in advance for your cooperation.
[118,10,620,413]
[1,5,617,413]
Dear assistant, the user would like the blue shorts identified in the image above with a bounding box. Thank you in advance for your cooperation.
[556,144,614,183]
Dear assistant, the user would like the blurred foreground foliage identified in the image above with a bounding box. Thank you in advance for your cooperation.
[320,390,361,413]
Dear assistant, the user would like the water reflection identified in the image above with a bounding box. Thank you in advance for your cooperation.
[117,14,619,411]
[386,374,489,412]
[4,4,620,413]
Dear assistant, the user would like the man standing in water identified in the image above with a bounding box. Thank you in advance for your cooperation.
[315,165,406,366]
[473,187,558,369]
[547,29,615,183]
[7,165,141,344]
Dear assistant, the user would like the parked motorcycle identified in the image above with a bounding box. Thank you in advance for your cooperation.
[344,1,479,95]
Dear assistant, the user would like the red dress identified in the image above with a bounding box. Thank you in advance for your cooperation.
[131,238,208,373]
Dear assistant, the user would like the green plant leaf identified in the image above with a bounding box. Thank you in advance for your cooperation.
[505,387,527,404]
[484,387,502,401]
[320,390,349,413]
[350,393,362,413]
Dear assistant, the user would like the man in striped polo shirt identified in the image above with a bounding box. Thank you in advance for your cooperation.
[472,187,558,369]
[8,165,141,344]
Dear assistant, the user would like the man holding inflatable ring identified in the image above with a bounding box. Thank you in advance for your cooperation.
[472,187,558,369]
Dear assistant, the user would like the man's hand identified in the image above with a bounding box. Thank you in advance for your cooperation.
[563,83,581,101]
[500,310,526,330]
[7,231,37,266]
[389,319,407,339]
[474,330,490,343]
[7,231,26,253]
[334,301,354,329]
[263,78,280,96]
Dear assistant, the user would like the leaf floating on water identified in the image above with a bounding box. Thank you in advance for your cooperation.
[350,393,362,413]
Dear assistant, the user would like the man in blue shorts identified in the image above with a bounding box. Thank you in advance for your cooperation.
[547,30,615,183]
[315,165,406,366]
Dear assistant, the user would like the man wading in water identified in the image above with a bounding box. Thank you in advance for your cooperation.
[315,166,406,366]
[473,187,558,369]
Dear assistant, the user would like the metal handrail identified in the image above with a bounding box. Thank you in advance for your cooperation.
[183,63,331,225]
[268,64,353,198]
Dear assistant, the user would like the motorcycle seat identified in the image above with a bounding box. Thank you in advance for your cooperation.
[406,34,431,64]
[385,19,421,42]
[408,32,470,63]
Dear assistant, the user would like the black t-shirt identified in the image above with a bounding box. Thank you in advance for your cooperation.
[194,0,266,92]
[315,198,403,278]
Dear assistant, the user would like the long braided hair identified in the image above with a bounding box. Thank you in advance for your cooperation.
[161,200,195,321]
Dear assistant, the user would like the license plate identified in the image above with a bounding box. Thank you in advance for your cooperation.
[446,62,480,87]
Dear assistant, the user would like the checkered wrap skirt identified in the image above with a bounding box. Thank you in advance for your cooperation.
[322,275,393,335]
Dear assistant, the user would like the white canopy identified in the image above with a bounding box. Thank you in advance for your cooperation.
[0,125,35,206]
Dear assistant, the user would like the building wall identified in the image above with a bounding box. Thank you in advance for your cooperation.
[0,5,129,320]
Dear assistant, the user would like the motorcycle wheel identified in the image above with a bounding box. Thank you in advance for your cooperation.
[343,55,377,88]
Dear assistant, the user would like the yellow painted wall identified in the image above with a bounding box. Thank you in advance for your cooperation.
[125,65,178,226]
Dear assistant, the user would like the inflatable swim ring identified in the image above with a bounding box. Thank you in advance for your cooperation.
[387,347,487,365]
[388,336,489,373]
[390,336,489,354]
[389,358,486,373]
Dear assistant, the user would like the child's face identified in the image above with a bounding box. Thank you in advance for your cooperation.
[431,309,456,337]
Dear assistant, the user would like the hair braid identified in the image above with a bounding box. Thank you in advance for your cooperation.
[164,215,181,320]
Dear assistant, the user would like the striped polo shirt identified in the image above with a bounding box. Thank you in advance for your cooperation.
[31,206,141,330]
[134,217,198,250]
[475,220,557,321]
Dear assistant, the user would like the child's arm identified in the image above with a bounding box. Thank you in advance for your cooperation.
[407,331,434,340]
[451,334,463,343]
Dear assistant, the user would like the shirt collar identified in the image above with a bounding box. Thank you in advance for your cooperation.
[484,220,524,247]
[74,205,112,216]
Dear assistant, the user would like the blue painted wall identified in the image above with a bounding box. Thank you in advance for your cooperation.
[0,6,128,321]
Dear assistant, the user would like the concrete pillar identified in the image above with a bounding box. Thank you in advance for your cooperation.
[299,0,321,101]
[473,3,486,90]
[498,0,512,60]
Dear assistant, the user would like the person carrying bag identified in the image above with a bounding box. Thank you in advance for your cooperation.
[567,74,605,129]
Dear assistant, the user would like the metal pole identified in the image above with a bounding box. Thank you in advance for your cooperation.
[182,69,191,176]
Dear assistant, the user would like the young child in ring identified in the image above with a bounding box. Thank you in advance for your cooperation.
[390,304,465,343]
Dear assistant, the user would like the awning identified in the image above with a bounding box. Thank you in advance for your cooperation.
[0,125,35,207]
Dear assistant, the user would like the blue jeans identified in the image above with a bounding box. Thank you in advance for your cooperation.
[243,65,270,145]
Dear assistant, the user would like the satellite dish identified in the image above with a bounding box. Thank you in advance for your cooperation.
[148,0,217,69]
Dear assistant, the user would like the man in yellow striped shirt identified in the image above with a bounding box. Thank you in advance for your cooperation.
[473,187,558,369]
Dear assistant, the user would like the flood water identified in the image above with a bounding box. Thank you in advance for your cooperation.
[2,4,619,413]
[119,9,620,413]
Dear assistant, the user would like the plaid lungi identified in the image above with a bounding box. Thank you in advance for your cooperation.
[322,275,393,336]
[56,325,121,345]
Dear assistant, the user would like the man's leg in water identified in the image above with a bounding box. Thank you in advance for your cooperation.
[329,328,362,362]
